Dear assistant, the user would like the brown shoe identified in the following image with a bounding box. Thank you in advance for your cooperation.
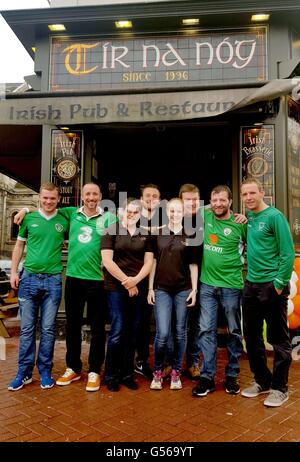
[56,368,81,386]
[187,365,200,379]
[163,365,172,380]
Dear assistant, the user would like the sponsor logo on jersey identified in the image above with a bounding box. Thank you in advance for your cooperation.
[209,234,218,245]
[204,243,223,253]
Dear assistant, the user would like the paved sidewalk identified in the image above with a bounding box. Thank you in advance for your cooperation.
[1,321,300,443]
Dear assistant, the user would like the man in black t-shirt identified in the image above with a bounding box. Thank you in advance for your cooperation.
[179,184,204,380]
[134,184,168,379]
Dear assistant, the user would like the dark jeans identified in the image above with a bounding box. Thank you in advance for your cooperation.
[65,277,107,374]
[242,280,292,393]
[186,286,201,367]
[104,288,147,382]
[135,300,152,364]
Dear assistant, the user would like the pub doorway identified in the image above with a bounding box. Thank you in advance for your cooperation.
[94,121,234,205]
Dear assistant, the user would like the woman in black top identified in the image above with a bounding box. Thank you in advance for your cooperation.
[148,198,198,391]
[101,198,154,391]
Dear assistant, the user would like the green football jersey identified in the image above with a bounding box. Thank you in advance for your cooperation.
[59,207,117,280]
[18,210,69,274]
[200,209,246,289]
[246,206,295,290]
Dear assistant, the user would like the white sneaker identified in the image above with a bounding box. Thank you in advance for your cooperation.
[150,370,163,390]
[86,372,100,392]
[241,382,270,398]
[170,369,182,390]
[264,389,289,407]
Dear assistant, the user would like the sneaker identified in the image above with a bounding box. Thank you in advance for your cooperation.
[121,376,138,390]
[56,368,81,386]
[134,361,153,380]
[150,370,163,390]
[170,369,182,390]
[224,376,240,395]
[86,372,100,392]
[264,389,289,407]
[192,377,216,397]
[163,365,172,381]
[186,364,200,380]
[241,382,270,398]
[8,374,32,391]
[40,374,55,389]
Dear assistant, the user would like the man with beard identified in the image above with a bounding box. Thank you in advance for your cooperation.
[192,185,246,398]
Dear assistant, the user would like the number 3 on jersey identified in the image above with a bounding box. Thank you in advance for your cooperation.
[78,226,93,243]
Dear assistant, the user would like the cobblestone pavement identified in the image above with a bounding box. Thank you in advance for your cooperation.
[1,321,300,443]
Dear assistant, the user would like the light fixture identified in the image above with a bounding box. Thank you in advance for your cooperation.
[115,20,132,29]
[60,127,70,131]
[31,47,36,53]
[251,14,270,22]
[182,18,199,26]
[48,24,66,31]
[254,122,263,126]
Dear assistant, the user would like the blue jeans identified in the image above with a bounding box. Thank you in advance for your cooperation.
[153,289,190,372]
[18,270,62,377]
[104,288,146,382]
[199,283,243,379]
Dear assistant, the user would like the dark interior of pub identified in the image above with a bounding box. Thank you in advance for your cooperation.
[95,122,233,205]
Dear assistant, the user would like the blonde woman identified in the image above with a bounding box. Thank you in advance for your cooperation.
[148,198,199,390]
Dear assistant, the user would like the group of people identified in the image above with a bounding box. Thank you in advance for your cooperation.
[7,178,295,408]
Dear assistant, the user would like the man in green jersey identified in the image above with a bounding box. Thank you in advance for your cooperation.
[56,183,117,392]
[192,185,246,398]
[8,183,69,391]
[14,183,117,392]
[241,178,294,407]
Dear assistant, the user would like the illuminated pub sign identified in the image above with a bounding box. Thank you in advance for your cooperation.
[241,125,275,207]
[50,27,267,92]
[51,130,83,206]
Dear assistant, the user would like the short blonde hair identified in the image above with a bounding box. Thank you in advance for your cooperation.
[241,178,264,191]
[39,182,59,195]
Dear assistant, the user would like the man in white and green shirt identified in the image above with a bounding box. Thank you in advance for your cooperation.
[192,185,246,398]
[56,183,117,392]
[241,178,294,407]
[8,183,69,391]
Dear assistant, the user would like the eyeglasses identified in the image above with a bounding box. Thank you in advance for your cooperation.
[127,210,140,214]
